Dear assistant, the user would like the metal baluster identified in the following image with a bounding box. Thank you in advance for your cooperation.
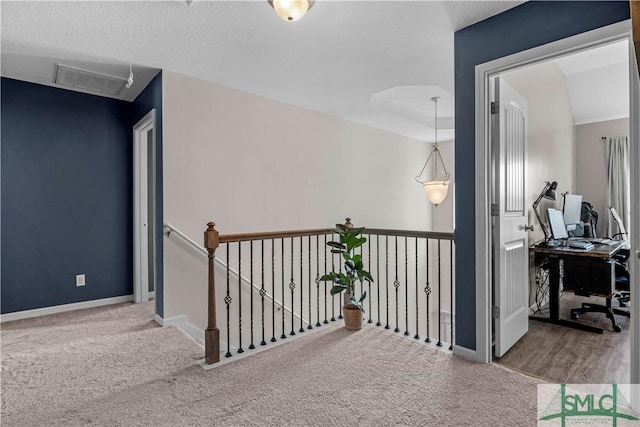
[225,245,232,358]
[324,234,329,324]
[376,234,381,326]
[414,238,420,340]
[367,234,372,323]
[249,241,255,350]
[281,239,286,340]
[404,237,409,336]
[315,235,321,327]
[271,239,277,343]
[385,235,390,330]
[331,233,336,322]
[394,236,400,333]
[260,240,266,346]
[308,236,314,330]
[237,243,244,353]
[338,235,343,320]
[449,241,454,351]
[437,239,442,347]
[425,238,431,343]
[289,237,296,336]
[299,236,305,333]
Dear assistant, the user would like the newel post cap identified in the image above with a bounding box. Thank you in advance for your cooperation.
[204,221,219,250]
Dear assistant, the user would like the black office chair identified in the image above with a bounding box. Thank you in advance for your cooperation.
[609,207,630,306]
[569,206,630,332]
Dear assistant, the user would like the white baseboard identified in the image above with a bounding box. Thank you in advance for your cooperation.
[453,344,478,362]
[0,295,134,323]
[177,322,204,342]
[155,314,186,327]
[154,313,203,343]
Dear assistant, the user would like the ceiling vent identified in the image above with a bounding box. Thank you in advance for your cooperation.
[54,64,127,96]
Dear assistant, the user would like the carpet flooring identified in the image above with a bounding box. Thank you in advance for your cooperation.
[1,302,543,426]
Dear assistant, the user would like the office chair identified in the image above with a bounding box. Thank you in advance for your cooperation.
[609,207,630,305]
[569,206,630,331]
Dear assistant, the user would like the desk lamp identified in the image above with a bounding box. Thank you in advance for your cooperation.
[533,181,557,244]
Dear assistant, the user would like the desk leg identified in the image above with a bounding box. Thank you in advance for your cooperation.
[529,254,604,334]
[548,255,560,321]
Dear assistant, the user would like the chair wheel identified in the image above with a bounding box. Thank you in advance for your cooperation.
[571,313,579,320]
[614,325,622,332]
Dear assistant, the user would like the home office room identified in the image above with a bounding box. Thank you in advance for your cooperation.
[491,39,632,385]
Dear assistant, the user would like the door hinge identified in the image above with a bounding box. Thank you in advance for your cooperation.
[492,305,500,319]
[491,101,499,114]
[491,204,499,217]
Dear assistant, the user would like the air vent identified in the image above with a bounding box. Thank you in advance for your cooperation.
[54,64,127,96]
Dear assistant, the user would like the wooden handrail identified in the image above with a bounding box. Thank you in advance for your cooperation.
[219,228,335,243]
[365,228,454,240]
[218,227,454,243]
[632,0,640,76]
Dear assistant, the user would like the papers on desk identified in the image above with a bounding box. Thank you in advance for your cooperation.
[587,238,617,246]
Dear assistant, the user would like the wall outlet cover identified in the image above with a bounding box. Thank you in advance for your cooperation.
[76,274,85,287]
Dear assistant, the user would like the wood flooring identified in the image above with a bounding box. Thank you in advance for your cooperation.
[495,293,630,384]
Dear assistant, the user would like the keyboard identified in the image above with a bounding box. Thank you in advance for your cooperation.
[568,240,595,250]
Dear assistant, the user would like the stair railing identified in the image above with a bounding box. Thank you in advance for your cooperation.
[203,218,455,365]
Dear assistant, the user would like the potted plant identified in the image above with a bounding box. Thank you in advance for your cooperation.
[320,220,373,331]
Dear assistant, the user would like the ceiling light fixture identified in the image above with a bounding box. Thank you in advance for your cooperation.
[268,0,314,22]
[415,96,451,206]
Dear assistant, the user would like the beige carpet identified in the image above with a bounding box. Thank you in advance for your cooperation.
[1,302,543,426]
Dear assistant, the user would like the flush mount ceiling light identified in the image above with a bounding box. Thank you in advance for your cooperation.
[415,97,451,206]
[268,0,314,22]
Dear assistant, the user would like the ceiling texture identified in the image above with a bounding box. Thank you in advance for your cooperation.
[1,1,630,140]
[1,0,526,142]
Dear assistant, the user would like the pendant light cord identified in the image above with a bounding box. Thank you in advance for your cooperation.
[126,0,134,88]
[415,97,450,184]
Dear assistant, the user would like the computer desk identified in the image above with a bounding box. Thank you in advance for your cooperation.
[529,240,625,334]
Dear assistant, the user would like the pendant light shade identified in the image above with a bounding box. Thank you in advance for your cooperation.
[423,179,450,206]
[415,97,451,207]
[269,0,314,22]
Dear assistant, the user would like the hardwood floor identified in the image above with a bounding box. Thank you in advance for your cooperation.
[495,293,630,384]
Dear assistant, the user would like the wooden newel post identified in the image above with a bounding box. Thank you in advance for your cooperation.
[204,221,220,364]
[344,217,353,230]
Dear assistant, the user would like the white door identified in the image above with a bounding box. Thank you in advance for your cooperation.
[493,78,529,357]
[133,110,156,304]
[629,37,640,387]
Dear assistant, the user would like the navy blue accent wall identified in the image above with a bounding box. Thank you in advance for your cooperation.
[454,1,630,350]
[1,78,134,313]
[132,72,164,318]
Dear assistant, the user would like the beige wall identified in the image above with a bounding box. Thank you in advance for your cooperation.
[162,71,436,327]
[575,118,629,237]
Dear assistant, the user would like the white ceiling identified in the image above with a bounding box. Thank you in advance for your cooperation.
[1,0,525,142]
[554,40,629,125]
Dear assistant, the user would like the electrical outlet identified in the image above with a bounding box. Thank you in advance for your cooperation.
[76,274,85,287]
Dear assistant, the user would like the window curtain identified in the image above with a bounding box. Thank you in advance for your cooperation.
[606,136,630,238]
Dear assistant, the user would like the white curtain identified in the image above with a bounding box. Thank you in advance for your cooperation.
[606,136,630,238]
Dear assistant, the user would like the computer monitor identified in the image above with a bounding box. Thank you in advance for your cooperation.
[547,208,568,240]
[563,194,582,232]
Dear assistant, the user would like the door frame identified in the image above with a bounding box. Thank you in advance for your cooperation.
[133,109,156,304]
[474,20,637,378]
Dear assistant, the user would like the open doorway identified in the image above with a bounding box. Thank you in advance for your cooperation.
[133,109,157,304]
[492,39,630,383]
[472,20,638,384]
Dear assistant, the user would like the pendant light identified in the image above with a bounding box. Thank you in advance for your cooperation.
[415,97,451,206]
[268,0,314,22]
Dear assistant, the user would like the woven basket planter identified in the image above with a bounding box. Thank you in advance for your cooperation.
[343,304,363,331]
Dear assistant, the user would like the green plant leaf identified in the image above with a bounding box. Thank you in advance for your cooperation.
[330,284,347,295]
[327,241,345,249]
